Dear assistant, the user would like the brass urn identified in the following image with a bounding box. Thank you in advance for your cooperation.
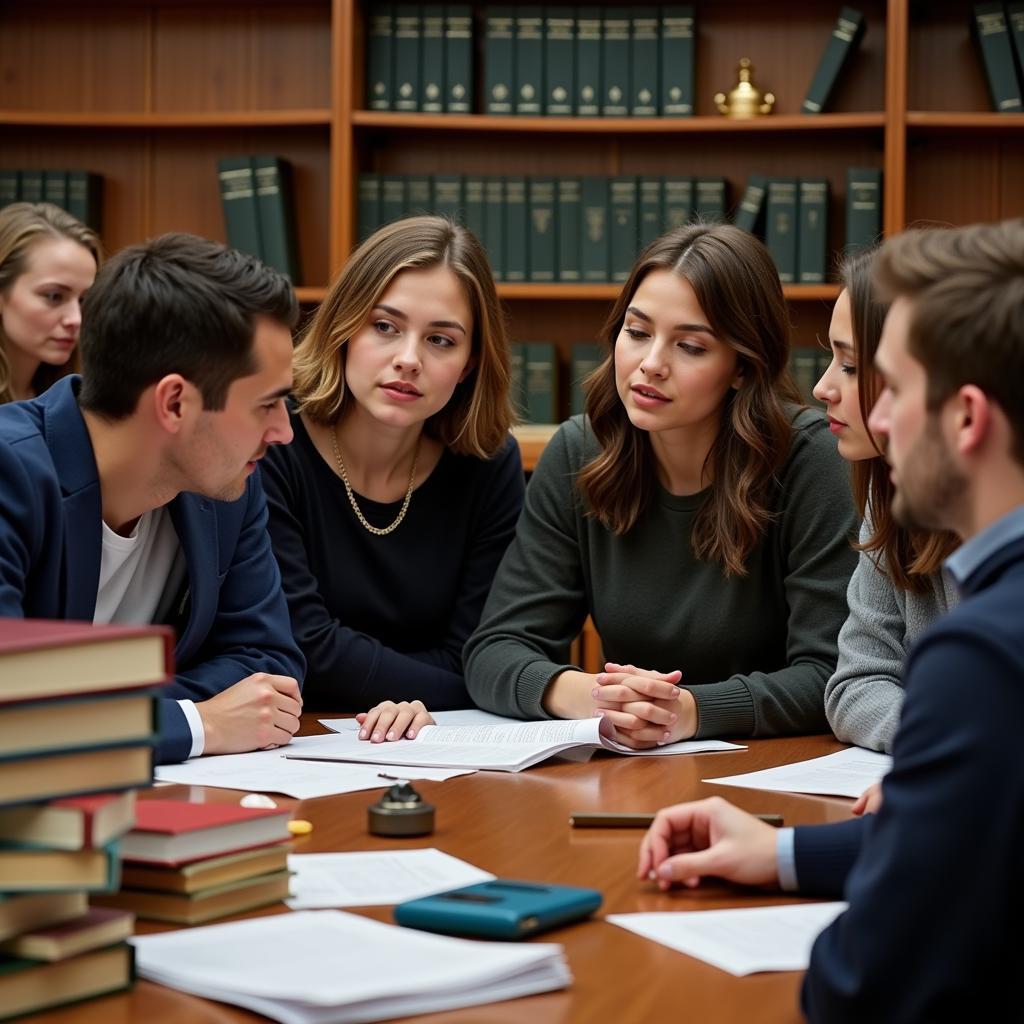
[715,58,775,118]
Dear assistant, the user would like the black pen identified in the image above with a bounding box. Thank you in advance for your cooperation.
[569,811,784,828]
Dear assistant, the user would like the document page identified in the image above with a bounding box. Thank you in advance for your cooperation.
[704,746,892,798]
[608,903,848,975]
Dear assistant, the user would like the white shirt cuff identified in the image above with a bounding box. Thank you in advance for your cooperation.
[177,699,206,759]
[776,827,800,892]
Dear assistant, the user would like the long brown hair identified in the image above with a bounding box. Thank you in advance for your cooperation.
[0,202,102,404]
[293,216,513,458]
[579,223,801,577]
[842,246,958,591]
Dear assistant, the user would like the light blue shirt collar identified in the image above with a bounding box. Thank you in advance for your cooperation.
[945,505,1024,588]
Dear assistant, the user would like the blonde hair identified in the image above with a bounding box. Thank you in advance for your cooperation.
[0,202,102,404]
[293,216,513,457]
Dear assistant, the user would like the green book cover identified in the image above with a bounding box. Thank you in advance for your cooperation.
[515,9,544,115]
[19,169,43,204]
[253,155,300,281]
[528,177,556,281]
[601,9,630,116]
[576,6,603,117]
[67,171,102,231]
[798,177,830,285]
[217,157,262,260]
[545,6,575,115]
[845,166,881,253]
[444,4,473,113]
[790,348,821,406]
[43,170,67,211]
[523,342,559,423]
[484,7,516,115]
[663,176,693,230]
[420,6,445,113]
[484,177,505,279]
[610,177,638,282]
[570,342,605,417]
[1008,4,1024,87]
[0,169,18,208]
[581,176,610,282]
[405,175,431,216]
[631,8,659,117]
[366,3,394,111]
[766,178,798,284]
[557,178,582,282]
[393,5,422,112]
[358,173,382,241]
[972,3,1023,112]
[381,174,407,225]
[660,6,696,116]
[504,175,528,282]
[463,175,485,242]
[638,177,663,249]
[509,344,527,419]
[733,173,768,234]
[801,7,866,115]
[695,177,727,223]
[432,173,464,222]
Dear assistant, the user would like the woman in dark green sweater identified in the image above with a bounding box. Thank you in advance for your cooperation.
[463,223,858,746]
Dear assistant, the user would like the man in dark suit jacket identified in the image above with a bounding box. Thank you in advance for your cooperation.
[637,218,1024,1020]
[0,233,305,764]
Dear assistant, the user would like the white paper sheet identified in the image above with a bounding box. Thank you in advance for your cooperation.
[320,709,518,732]
[154,734,474,799]
[608,902,848,975]
[704,746,892,798]
[286,848,495,909]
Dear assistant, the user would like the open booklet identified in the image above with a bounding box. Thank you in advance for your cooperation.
[288,716,743,773]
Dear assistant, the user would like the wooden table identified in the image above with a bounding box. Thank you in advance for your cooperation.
[32,720,854,1024]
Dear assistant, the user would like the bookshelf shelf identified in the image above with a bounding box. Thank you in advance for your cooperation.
[293,287,328,303]
[0,110,333,129]
[906,112,1024,132]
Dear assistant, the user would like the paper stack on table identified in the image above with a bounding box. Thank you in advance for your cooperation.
[132,909,571,1024]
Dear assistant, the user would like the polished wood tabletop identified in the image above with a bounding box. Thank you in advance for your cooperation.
[31,718,855,1024]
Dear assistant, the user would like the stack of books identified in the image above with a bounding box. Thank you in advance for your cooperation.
[0,169,102,230]
[96,800,293,926]
[0,618,170,1019]
[972,3,1024,114]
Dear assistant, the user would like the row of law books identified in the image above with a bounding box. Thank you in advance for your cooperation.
[0,619,171,1020]
[0,168,103,231]
[973,3,1024,113]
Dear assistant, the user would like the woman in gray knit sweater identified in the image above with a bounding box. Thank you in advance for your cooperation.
[814,248,959,753]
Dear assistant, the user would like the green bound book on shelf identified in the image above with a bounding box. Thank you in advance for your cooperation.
[638,177,663,249]
[802,7,866,114]
[504,176,528,282]
[406,175,432,217]
[420,6,445,114]
[733,174,768,235]
[766,178,798,284]
[790,348,821,406]
[609,177,637,282]
[509,344,526,419]
[663,177,693,230]
[845,167,881,253]
[660,6,695,116]
[557,178,582,282]
[43,170,67,212]
[463,176,485,241]
[393,5,422,112]
[483,177,505,279]
[515,8,544,115]
[631,8,659,117]
[972,3,1023,113]
[381,175,407,225]
[366,4,394,111]
[1009,4,1024,86]
[522,342,559,423]
[67,171,102,232]
[485,7,516,115]
[798,177,829,285]
[545,6,575,115]
[19,169,44,204]
[0,170,18,208]
[358,174,382,241]
[602,9,630,116]
[253,156,299,281]
[528,178,556,282]
[695,177,727,223]
[445,5,473,113]
[432,174,464,223]
[570,343,605,417]
[581,177,609,283]
[576,7,602,117]
[217,157,261,261]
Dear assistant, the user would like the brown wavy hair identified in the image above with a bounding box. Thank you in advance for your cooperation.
[293,216,513,458]
[578,223,802,577]
[842,246,958,592]
[0,202,102,404]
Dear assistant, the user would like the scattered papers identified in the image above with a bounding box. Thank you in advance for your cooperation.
[608,903,848,976]
[704,747,891,799]
[154,734,474,800]
[286,849,494,909]
[132,909,571,1024]
[290,717,743,773]
[321,708,518,732]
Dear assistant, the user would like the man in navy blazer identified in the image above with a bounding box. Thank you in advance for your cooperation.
[637,218,1024,1019]
[0,233,305,764]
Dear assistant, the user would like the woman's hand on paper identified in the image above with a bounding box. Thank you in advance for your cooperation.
[357,700,434,742]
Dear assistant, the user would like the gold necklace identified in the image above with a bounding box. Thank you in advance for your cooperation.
[330,425,420,537]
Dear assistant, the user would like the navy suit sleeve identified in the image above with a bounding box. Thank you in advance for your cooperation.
[801,629,1024,1021]
[0,438,47,615]
[792,817,868,898]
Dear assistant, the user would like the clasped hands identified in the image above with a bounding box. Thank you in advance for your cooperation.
[592,661,697,749]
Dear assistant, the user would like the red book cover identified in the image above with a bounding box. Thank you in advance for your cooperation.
[49,791,137,847]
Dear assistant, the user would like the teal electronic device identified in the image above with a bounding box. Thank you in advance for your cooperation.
[394,879,602,940]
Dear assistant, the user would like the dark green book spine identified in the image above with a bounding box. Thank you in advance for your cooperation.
[660,7,696,116]
[733,174,768,234]
[253,156,300,280]
[504,175,528,282]
[845,167,881,252]
[576,7,603,117]
[663,176,693,230]
[381,174,408,224]
[19,169,44,204]
[405,175,432,216]
[972,3,1023,112]
[1009,4,1024,86]
[638,177,663,249]
[801,7,866,114]
[421,6,446,113]
[766,178,798,283]
[528,177,556,282]
[0,169,19,208]
[432,174,464,222]
[217,157,262,259]
[393,5,422,112]
[570,343,605,417]
[602,9,630,116]
[523,342,559,423]
[43,170,68,211]
[581,177,610,282]
[510,344,527,418]
[790,348,820,405]
[695,177,727,223]
[545,7,575,115]
[445,5,473,113]
[515,9,544,115]
[366,4,394,111]
[631,8,659,117]
[67,171,102,231]
[557,178,582,281]
[610,177,638,282]
[484,177,505,279]
[358,173,382,241]
[797,177,829,285]
[463,175,486,242]
[485,8,516,115]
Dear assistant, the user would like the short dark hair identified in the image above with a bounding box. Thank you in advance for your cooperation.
[78,233,298,419]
